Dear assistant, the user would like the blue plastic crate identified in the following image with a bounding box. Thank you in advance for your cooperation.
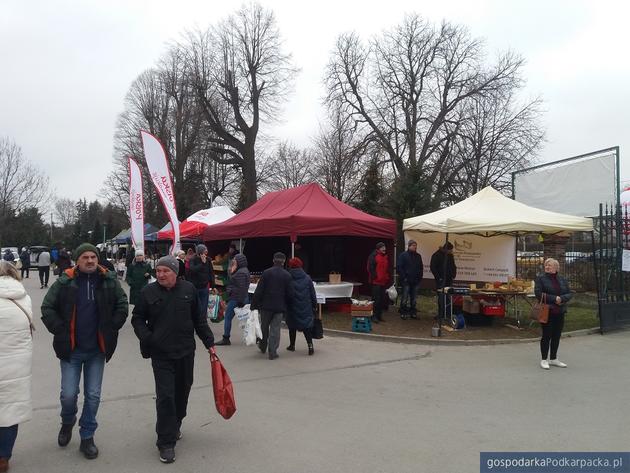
[352,316,372,333]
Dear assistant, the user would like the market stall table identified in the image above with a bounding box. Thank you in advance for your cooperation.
[249,281,355,317]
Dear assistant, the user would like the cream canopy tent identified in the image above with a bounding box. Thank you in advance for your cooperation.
[403,186,594,235]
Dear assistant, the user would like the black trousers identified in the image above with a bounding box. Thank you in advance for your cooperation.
[289,328,313,347]
[540,314,565,360]
[20,267,29,278]
[151,354,194,448]
[371,285,387,319]
[38,266,50,286]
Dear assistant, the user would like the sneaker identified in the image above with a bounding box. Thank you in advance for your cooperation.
[308,344,314,356]
[258,340,267,354]
[79,438,99,459]
[58,422,74,447]
[540,360,550,370]
[215,337,231,346]
[286,345,295,351]
[549,359,567,368]
[159,447,175,464]
[269,352,279,360]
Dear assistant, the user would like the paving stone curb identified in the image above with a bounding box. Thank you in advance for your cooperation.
[322,326,602,346]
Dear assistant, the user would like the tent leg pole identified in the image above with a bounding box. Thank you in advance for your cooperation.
[438,233,450,337]
[239,238,243,253]
[291,242,295,258]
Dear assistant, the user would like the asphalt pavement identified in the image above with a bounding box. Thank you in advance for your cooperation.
[11,273,630,473]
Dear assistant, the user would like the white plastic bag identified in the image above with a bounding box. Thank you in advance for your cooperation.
[386,285,398,302]
[242,309,262,346]
[234,304,251,325]
[253,309,262,339]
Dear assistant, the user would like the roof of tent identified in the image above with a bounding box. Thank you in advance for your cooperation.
[112,223,159,243]
[202,183,397,241]
[403,186,594,235]
[157,206,235,240]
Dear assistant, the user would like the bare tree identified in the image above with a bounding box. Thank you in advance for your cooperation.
[183,3,297,208]
[324,14,529,209]
[446,92,544,201]
[0,137,50,245]
[54,198,77,227]
[263,141,314,191]
[103,45,241,222]
[312,103,367,202]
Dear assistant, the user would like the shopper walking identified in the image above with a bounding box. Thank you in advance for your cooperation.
[252,252,293,360]
[397,240,423,319]
[125,251,152,306]
[366,242,390,323]
[40,243,128,460]
[36,249,51,289]
[535,258,573,370]
[0,261,33,473]
[215,254,250,346]
[18,248,30,279]
[286,257,316,355]
[188,244,215,318]
[131,256,215,464]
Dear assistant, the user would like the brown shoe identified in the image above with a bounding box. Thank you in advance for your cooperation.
[0,457,8,473]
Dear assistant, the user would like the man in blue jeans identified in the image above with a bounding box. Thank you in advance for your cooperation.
[41,243,128,460]
[215,254,250,345]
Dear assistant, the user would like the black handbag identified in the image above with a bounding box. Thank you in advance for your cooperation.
[311,317,324,340]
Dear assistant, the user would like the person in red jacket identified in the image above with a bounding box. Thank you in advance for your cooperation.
[366,242,390,323]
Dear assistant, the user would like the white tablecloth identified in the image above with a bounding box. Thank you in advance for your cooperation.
[248,281,354,303]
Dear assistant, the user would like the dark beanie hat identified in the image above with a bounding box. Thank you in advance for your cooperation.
[376,242,386,249]
[74,243,99,261]
[407,239,417,247]
[156,255,179,274]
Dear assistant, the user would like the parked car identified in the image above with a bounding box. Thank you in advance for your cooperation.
[28,246,50,268]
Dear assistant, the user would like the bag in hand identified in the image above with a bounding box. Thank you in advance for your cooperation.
[530,293,549,324]
[210,348,236,419]
[311,317,324,340]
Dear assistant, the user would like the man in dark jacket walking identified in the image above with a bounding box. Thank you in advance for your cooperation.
[397,240,423,319]
[430,242,457,320]
[252,252,293,360]
[215,253,250,345]
[41,243,128,460]
[187,244,215,318]
[366,242,390,323]
[131,255,215,464]
[19,247,30,279]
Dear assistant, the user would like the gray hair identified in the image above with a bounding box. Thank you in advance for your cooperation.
[544,258,560,271]
[0,261,21,280]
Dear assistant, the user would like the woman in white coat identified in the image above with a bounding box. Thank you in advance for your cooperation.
[0,261,33,472]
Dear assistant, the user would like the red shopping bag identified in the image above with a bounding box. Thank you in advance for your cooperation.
[210,348,236,419]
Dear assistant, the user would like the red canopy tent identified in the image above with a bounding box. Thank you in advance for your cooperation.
[202,183,396,242]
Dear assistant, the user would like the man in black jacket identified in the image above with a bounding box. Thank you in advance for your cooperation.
[251,252,293,360]
[430,242,457,320]
[131,255,215,464]
[187,244,215,318]
[397,240,423,319]
[41,243,128,460]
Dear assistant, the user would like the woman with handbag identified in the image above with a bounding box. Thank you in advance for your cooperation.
[286,258,316,355]
[0,261,33,472]
[535,258,573,370]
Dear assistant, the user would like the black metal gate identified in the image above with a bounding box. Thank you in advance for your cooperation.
[596,203,630,332]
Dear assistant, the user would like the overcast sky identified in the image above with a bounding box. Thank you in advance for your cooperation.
[1,0,629,207]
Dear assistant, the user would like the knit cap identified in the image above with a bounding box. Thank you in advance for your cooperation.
[74,243,99,261]
[156,255,179,274]
[196,244,208,255]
